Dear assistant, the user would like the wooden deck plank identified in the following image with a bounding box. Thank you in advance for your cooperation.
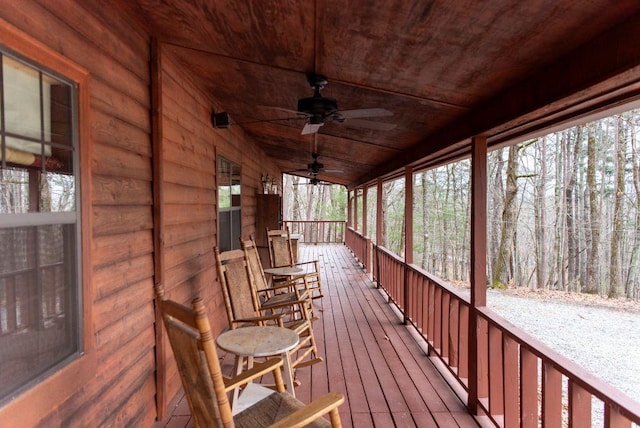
[156,244,479,427]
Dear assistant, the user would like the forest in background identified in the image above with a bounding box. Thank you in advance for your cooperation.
[372,110,640,299]
[284,108,640,300]
[283,174,347,221]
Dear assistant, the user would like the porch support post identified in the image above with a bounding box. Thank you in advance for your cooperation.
[376,179,383,245]
[404,167,413,265]
[403,166,413,324]
[347,189,353,228]
[354,188,359,231]
[151,38,167,420]
[362,185,368,237]
[469,135,488,415]
[375,179,383,288]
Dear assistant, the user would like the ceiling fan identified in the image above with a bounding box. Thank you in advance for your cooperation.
[292,176,334,186]
[287,152,342,176]
[268,73,396,135]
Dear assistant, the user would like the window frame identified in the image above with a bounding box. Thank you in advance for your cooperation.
[0,19,94,426]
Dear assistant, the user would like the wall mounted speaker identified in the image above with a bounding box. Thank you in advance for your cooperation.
[211,111,231,129]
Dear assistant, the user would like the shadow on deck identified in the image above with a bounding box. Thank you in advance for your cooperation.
[155,244,480,427]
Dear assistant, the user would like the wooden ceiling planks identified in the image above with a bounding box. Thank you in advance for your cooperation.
[119,0,640,187]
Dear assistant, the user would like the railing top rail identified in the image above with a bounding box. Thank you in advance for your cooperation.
[406,262,471,304]
[372,244,403,262]
[284,220,346,224]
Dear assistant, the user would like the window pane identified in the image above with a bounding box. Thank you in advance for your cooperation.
[0,168,30,213]
[2,56,74,173]
[40,171,75,212]
[0,224,79,401]
[3,57,49,153]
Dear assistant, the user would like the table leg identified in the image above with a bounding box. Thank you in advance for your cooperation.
[231,355,245,407]
[281,351,295,397]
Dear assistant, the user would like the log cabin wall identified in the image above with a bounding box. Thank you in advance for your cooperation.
[0,0,281,425]
[157,48,281,409]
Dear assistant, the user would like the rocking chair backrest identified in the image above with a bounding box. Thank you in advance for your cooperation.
[240,237,270,293]
[214,247,260,328]
[158,297,233,428]
[266,227,295,268]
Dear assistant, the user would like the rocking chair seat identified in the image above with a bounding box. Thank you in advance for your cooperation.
[235,391,335,428]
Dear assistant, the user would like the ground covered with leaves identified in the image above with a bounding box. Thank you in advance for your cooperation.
[499,287,640,313]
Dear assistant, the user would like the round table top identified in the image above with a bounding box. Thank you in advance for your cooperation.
[263,266,304,276]
[216,326,299,357]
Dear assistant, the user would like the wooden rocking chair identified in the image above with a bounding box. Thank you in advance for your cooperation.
[214,247,323,371]
[241,236,315,317]
[157,294,344,427]
[266,227,324,299]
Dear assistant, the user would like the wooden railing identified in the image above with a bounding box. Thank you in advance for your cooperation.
[345,230,640,427]
[345,227,371,272]
[283,220,346,244]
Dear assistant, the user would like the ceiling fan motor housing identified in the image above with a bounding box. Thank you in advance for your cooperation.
[307,161,324,173]
[298,95,338,123]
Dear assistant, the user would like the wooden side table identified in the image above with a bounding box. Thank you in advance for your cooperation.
[216,326,300,404]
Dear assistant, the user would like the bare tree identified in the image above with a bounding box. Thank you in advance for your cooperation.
[534,137,548,289]
[585,124,600,294]
[493,144,519,287]
[609,115,627,298]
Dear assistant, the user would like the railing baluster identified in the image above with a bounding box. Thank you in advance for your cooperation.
[521,347,538,427]
[542,361,563,428]
[569,381,592,427]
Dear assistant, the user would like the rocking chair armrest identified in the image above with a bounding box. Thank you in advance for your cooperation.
[257,281,298,293]
[223,357,284,392]
[231,313,283,326]
[268,392,345,428]
[292,260,319,270]
[261,296,310,311]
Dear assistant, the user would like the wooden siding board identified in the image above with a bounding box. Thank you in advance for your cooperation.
[163,162,215,190]
[92,143,152,181]
[93,255,154,299]
[0,1,150,105]
[93,277,155,332]
[43,329,155,426]
[163,221,215,248]
[92,205,153,236]
[91,78,150,132]
[38,0,151,81]
[163,182,216,206]
[92,175,153,205]
[93,231,153,268]
[92,109,152,157]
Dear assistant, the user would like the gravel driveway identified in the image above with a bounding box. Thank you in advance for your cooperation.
[485,290,640,424]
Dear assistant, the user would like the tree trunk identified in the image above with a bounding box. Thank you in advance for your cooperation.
[609,115,626,298]
[492,144,519,288]
[534,137,548,289]
[565,126,581,291]
[626,118,640,298]
[488,150,504,284]
[585,124,600,293]
[421,172,429,268]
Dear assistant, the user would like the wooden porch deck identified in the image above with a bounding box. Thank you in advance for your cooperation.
[156,244,479,427]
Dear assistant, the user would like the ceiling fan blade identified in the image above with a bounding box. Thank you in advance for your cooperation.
[344,118,397,131]
[339,108,393,119]
[260,105,310,117]
[301,122,323,135]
